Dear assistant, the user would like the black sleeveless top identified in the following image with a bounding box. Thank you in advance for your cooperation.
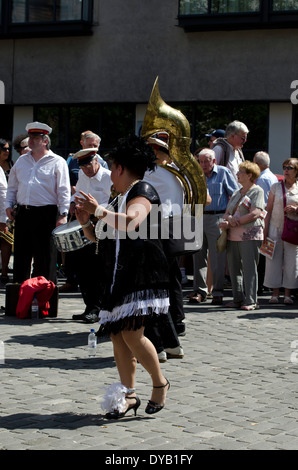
[97,181,169,329]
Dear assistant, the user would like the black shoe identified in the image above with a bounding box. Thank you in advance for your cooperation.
[105,396,141,419]
[175,324,186,336]
[84,312,99,323]
[145,379,170,415]
[211,296,223,305]
[72,312,98,323]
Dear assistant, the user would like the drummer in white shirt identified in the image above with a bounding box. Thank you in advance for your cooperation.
[69,148,112,323]
[6,121,71,284]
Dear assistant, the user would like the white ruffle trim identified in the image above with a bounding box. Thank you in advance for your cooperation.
[98,290,170,325]
[101,383,128,413]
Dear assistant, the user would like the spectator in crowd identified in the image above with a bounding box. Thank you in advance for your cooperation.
[205,129,225,149]
[264,158,298,305]
[190,148,238,305]
[213,120,248,181]
[219,161,266,311]
[253,151,278,203]
[253,151,278,294]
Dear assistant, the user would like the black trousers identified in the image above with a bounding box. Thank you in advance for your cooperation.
[144,257,184,352]
[168,256,185,333]
[65,243,103,314]
[13,205,58,284]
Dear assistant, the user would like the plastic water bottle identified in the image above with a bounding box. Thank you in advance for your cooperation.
[31,295,39,319]
[88,329,97,357]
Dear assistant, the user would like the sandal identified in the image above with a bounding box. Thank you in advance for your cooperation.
[241,303,259,311]
[269,296,279,304]
[188,293,206,304]
[145,379,170,415]
[284,296,294,305]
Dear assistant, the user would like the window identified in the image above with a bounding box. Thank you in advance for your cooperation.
[12,0,88,23]
[179,1,260,15]
[272,0,298,11]
[0,0,94,38]
[34,104,135,159]
[178,0,298,31]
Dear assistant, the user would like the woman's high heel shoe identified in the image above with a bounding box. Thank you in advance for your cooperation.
[145,379,170,415]
[105,396,141,420]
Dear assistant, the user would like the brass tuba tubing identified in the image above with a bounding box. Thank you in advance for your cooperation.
[141,77,207,215]
[0,230,14,245]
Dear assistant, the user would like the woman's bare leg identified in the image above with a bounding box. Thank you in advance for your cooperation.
[110,332,137,391]
[121,327,169,406]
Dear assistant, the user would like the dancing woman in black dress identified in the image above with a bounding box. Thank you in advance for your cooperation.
[75,135,170,418]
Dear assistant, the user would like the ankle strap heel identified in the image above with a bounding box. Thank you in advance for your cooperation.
[145,379,170,415]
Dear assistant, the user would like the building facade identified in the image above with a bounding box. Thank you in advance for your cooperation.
[0,0,298,172]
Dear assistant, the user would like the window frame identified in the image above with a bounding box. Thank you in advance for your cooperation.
[178,1,298,32]
[0,0,94,38]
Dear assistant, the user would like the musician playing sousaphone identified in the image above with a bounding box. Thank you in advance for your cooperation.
[140,77,207,349]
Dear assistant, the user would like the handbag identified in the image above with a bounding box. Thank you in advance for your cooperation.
[216,192,245,253]
[216,230,228,253]
[161,212,203,258]
[281,182,298,245]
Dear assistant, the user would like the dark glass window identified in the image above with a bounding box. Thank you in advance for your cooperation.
[12,0,86,23]
[178,0,298,31]
[179,0,260,15]
[34,104,135,159]
[272,0,298,11]
[0,0,93,38]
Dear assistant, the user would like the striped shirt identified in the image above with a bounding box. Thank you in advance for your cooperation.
[204,164,239,212]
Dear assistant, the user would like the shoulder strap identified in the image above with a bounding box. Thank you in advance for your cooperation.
[281,181,286,208]
[213,138,229,166]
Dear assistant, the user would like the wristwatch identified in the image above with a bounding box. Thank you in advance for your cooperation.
[60,212,68,217]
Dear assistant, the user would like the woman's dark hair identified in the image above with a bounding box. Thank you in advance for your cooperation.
[108,134,156,178]
[0,138,12,161]
[0,138,9,149]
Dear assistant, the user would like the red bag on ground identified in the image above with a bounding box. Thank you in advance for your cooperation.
[16,276,56,319]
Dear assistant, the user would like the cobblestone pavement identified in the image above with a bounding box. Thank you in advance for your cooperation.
[1,277,298,453]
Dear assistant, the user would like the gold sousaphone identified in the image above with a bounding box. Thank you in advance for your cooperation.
[141,77,207,216]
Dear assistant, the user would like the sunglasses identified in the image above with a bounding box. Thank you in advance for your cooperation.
[283,166,294,171]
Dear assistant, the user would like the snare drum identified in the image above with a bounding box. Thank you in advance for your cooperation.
[52,220,92,252]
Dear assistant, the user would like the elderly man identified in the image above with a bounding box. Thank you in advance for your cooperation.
[213,120,248,181]
[70,148,112,323]
[253,151,278,203]
[6,121,71,284]
[253,151,278,294]
[190,148,239,305]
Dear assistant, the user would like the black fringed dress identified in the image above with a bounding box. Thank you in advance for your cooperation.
[96,181,170,335]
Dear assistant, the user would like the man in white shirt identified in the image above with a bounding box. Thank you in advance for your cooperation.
[143,131,184,361]
[6,121,71,284]
[69,148,112,323]
[212,120,248,182]
[253,151,278,203]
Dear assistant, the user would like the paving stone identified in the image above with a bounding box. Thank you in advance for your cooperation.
[1,282,298,451]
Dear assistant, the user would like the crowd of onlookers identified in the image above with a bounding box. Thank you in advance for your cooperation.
[186,121,298,310]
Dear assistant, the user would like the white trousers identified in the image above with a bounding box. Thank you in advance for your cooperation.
[264,225,298,289]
